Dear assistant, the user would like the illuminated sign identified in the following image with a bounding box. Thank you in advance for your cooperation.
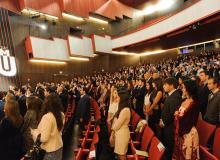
[0,47,17,76]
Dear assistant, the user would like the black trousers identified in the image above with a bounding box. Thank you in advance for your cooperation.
[162,124,174,160]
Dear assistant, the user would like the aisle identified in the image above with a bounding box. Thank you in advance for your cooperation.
[63,124,80,160]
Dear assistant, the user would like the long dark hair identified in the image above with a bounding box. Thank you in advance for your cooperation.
[41,94,63,131]
[115,91,130,118]
[26,96,43,123]
[152,78,163,91]
[4,100,23,128]
[183,79,198,100]
[146,82,153,94]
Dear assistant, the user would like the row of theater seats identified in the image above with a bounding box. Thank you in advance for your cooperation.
[64,100,75,125]
[74,98,101,160]
[197,119,220,160]
[129,109,220,160]
[126,109,165,160]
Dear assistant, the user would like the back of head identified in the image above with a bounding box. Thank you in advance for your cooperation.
[42,94,63,131]
[183,79,198,100]
[115,90,130,118]
[5,92,15,102]
[4,100,23,128]
[163,77,178,89]
[26,96,43,118]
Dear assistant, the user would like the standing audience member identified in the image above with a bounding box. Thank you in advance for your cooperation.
[111,92,131,160]
[57,86,68,112]
[198,71,210,118]
[0,100,24,160]
[108,87,119,124]
[173,80,200,160]
[22,96,43,152]
[160,77,182,160]
[75,87,91,130]
[204,77,220,126]
[0,91,5,120]
[143,82,153,123]
[31,94,64,160]
[17,87,27,117]
[135,79,146,119]
[147,78,163,136]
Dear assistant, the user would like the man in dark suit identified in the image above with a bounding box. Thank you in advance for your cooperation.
[198,70,210,118]
[173,67,181,80]
[57,86,68,112]
[160,77,182,160]
[204,77,220,126]
[17,87,27,117]
[135,79,146,119]
[75,87,91,130]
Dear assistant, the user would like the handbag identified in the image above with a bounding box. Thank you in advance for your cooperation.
[24,134,46,160]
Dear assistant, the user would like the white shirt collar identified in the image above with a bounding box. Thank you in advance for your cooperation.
[212,88,219,94]
[168,89,176,96]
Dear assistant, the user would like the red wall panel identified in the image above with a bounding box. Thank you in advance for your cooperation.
[62,0,108,17]
[0,0,20,13]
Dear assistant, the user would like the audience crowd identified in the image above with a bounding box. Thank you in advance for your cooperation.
[0,49,219,160]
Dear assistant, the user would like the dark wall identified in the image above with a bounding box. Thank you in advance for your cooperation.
[8,13,181,86]
[0,8,20,91]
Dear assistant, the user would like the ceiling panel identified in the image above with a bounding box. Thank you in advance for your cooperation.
[118,0,150,7]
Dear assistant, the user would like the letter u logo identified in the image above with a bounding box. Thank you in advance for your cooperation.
[0,48,17,76]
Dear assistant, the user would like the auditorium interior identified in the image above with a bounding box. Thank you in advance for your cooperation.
[0,0,220,160]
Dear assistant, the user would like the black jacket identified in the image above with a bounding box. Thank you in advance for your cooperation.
[204,90,220,126]
[75,94,91,123]
[59,92,68,112]
[18,95,27,117]
[161,90,182,126]
[198,84,210,117]
[0,118,24,160]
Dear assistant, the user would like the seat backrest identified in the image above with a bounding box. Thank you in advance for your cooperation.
[213,128,220,159]
[196,119,216,146]
[149,137,165,160]
[131,109,136,117]
[132,113,141,128]
[200,146,218,160]
[140,126,154,151]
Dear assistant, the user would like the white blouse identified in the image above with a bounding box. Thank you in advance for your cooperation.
[144,93,151,106]
[108,102,119,115]
[31,112,64,152]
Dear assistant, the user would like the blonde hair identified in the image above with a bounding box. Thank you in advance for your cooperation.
[4,100,23,128]
[110,88,118,104]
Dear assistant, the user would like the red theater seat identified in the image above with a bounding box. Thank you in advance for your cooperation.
[148,137,165,160]
[130,125,154,154]
[200,145,218,160]
[213,128,220,159]
[127,137,165,160]
[196,119,216,147]
[130,113,141,131]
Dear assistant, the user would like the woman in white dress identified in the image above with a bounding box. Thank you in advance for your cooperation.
[143,82,153,124]
[108,87,119,124]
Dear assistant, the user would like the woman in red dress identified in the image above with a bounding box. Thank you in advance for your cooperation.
[173,79,200,160]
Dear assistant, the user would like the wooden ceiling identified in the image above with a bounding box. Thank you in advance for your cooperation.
[0,0,145,19]
[118,0,150,7]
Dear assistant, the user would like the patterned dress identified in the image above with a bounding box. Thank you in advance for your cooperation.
[173,99,200,160]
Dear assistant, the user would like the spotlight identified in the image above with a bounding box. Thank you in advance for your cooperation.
[40,24,47,30]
